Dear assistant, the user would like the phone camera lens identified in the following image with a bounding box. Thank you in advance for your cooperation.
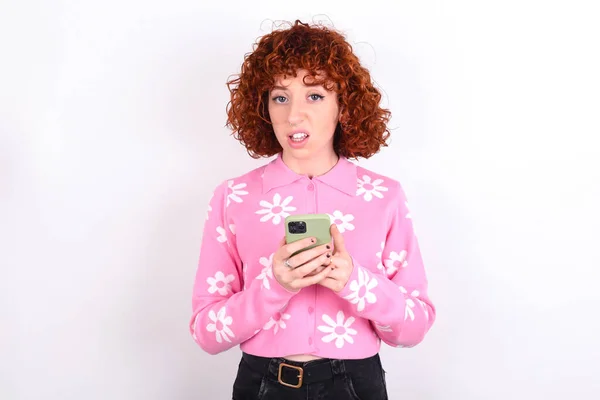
[289,221,307,234]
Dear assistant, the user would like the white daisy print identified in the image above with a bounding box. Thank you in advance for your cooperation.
[376,242,385,271]
[191,313,201,342]
[206,307,234,343]
[255,193,296,225]
[263,312,291,334]
[256,254,274,289]
[343,268,378,311]
[328,210,355,233]
[229,224,236,235]
[227,180,248,206]
[400,287,420,321]
[216,226,227,243]
[356,175,388,201]
[318,311,358,349]
[384,250,408,276]
[375,323,393,332]
[206,271,235,296]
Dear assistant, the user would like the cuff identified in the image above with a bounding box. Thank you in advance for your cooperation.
[258,275,299,309]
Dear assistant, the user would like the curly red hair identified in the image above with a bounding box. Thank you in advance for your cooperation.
[225,20,391,159]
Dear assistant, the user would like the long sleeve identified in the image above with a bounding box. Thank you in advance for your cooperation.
[337,186,435,348]
[189,181,297,355]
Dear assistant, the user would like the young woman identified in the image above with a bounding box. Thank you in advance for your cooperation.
[189,20,436,400]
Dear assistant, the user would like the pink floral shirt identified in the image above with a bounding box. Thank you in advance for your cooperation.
[189,154,435,359]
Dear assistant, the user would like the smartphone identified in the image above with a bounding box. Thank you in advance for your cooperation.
[285,213,332,258]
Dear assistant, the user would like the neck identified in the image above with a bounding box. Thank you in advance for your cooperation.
[281,150,339,178]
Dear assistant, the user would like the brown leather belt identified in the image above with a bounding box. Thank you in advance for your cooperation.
[241,352,381,389]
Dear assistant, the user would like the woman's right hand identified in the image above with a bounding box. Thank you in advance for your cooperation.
[272,237,334,293]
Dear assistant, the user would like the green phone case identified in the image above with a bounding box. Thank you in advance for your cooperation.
[285,213,332,258]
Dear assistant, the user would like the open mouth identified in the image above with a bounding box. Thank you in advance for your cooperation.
[289,132,309,142]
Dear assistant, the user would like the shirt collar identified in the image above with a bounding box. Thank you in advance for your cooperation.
[262,153,357,196]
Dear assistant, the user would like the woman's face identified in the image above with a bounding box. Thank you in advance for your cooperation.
[268,69,340,161]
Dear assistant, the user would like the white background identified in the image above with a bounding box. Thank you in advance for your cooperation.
[2,1,599,399]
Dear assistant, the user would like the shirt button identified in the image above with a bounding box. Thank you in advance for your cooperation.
[308,307,314,314]
[307,183,314,191]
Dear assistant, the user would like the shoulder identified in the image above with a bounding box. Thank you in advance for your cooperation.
[209,161,270,200]
[224,164,267,189]
[355,163,407,203]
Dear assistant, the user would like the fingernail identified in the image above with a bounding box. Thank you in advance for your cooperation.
[326,253,331,258]
[326,245,330,249]
[311,238,316,243]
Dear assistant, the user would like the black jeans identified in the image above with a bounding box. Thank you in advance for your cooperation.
[232,352,388,400]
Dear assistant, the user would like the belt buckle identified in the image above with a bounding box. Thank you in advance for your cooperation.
[277,362,303,388]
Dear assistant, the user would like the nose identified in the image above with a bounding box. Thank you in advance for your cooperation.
[287,99,305,126]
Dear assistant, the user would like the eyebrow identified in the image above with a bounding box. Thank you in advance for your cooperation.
[271,83,323,91]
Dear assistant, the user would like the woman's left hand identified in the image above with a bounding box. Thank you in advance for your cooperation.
[317,224,354,292]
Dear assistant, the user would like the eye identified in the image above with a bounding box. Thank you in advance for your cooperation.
[309,94,325,101]
[271,95,287,104]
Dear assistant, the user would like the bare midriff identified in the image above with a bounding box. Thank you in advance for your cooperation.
[284,354,324,362]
